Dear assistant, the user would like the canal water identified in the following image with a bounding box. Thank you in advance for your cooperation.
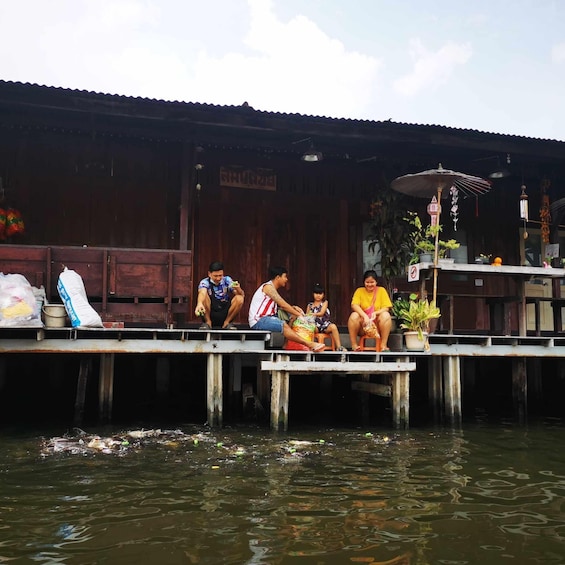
[2,419,565,564]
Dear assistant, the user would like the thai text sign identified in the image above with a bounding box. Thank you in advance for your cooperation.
[220,166,276,191]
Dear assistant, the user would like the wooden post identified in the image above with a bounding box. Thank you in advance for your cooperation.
[270,354,289,431]
[443,355,462,425]
[527,358,543,412]
[74,357,92,426]
[428,357,443,423]
[392,358,410,428]
[206,353,223,427]
[98,353,115,424]
[512,358,528,423]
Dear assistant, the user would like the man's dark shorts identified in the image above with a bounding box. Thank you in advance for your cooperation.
[210,299,230,328]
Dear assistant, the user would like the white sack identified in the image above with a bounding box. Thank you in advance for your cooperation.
[57,267,103,328]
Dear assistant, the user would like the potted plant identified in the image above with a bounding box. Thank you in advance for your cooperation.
[406,212,460,264]
[389,293,411,351]
[406,212,434,264]
[398,295,441,351]
[391,294,411,328]
[474,253,491,264]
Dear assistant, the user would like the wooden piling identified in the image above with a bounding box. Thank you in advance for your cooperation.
[74,357,92,426]
[443,356,462,425]
[98,353,115,424]
[512,357,527,423]
[392,358,411,428]
[270,354,290,431]
[206,353,223,427]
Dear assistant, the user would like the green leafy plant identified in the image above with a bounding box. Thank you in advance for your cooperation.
[366,181,413,294]
[398,296,441,340]
[391,295,411,323]
[475,253,492,264]
[406,212,460,263]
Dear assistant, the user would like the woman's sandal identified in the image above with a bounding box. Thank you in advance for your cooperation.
[380,347,390,352]
[352,345,362,352]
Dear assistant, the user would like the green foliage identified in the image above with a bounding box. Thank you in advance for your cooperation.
[405,212,460,263]
[391,295,412,322]
[399,297,441,340]
[366,181,412,294]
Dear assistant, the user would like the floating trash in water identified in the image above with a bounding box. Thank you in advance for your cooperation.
[41,428,214,456]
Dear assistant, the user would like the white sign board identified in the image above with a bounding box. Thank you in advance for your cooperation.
[407,264,420,283]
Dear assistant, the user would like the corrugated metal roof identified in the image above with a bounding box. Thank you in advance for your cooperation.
[2,79,563,145]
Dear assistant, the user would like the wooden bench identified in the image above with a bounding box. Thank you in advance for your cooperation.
[0,244,192,327]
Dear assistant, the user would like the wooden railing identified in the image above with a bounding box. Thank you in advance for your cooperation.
[0,245,192,326]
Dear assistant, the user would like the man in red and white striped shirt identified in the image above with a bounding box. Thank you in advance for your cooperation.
[248,266,325,351]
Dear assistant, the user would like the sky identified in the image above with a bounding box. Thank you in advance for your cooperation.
[1,0,564,141]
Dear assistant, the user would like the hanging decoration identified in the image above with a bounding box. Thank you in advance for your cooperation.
[519,184,529,239]
[449,185,459,231]
[5,208,25,237]
[539,179,551,244]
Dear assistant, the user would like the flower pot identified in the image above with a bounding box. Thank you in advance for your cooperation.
[419,253,433,263]
[404,330,428,351]
[388,332,404,352]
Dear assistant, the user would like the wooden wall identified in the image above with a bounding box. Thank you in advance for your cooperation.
[0,129,181,249]
[4,116,563,331]
[192,156,369,326]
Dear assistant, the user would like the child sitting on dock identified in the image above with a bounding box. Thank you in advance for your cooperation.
[306,283,347,351]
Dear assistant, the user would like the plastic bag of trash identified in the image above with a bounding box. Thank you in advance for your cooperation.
[0,272,43,327]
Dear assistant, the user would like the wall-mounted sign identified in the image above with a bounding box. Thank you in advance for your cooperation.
[408,264,420,282]
[220,166,276,191]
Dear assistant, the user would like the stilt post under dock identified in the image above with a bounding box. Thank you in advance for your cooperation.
[429,357,443,423]
[98,353,115,424]
[392,357,411,428]
[207,353,223,427]
[443,355,462,426]
[270,354,290,431]
[512,358,527,423]
[74,357,92,426]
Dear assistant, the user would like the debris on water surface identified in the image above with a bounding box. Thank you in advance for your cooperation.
[40,428,214,456]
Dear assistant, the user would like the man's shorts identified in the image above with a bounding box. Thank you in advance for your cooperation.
[210,300,229,328]
[251,316,283,333]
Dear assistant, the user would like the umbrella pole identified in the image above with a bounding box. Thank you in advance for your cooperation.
[432,187,443,305]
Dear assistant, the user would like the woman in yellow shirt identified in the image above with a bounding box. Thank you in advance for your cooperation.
[348,269,392,351]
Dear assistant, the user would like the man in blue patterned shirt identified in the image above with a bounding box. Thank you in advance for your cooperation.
[195,261,245,329]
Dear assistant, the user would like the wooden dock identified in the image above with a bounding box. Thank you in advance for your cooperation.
[1,327,564,429]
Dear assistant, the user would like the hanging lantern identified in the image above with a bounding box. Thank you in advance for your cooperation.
[427,196,440,226]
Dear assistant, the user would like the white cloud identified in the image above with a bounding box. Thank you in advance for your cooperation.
[552,42,565,63]
[393,39,472,97]
[186,0,383,117]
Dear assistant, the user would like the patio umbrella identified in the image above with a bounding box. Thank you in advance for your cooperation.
[391,163,492,304]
